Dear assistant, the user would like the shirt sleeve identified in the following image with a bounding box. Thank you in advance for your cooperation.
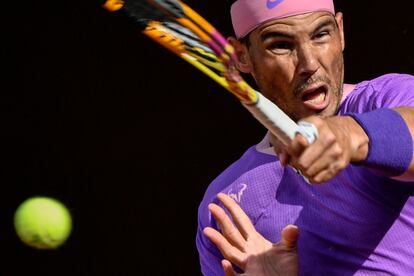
[370,74,414,109]
[196,224,225,276]
[340,74,414,115]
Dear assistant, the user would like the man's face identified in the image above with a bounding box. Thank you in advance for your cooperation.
[235,12,345,122]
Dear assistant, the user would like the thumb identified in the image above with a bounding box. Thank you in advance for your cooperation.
[222,259,238,276]
[280,224,299,249]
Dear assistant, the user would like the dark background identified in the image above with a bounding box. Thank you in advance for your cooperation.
[2,1,413,275]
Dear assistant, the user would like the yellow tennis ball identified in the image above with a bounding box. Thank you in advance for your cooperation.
[14,197,72,249]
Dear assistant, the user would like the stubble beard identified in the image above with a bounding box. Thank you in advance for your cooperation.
[253,61,345,122]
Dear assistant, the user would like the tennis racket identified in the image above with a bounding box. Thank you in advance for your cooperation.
[101,0,318,146]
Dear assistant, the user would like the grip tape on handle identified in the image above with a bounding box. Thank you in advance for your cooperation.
[243,91,318,145]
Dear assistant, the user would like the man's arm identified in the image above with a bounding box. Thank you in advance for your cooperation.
[276,107,414,183]
[274,114,369,183]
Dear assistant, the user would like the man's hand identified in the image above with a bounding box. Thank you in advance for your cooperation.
[203,193,299,276]
[274,115,369,183]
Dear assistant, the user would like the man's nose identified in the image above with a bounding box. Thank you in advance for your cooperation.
[296,45,319,77]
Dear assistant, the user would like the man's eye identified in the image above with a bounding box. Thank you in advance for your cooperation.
[315,31,329,39]
[270,42,291,50]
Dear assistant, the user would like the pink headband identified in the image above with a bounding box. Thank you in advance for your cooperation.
[231,0,335,39]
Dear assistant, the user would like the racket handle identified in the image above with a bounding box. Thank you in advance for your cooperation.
[242,91,318,146]
[243,91,317,184]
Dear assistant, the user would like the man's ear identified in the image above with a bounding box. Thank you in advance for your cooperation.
[228,36,252,73]
[335,12,345,51]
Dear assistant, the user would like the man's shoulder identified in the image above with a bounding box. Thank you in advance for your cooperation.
[367,73,414,89]
[352,73,414,95]
[340,73,414,113]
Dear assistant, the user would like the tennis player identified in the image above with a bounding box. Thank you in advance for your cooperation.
[197,0,414,274]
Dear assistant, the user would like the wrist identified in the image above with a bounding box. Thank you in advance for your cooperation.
[341,116,369,163]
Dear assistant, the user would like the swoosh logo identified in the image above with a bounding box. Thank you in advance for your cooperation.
[266,0,285,9]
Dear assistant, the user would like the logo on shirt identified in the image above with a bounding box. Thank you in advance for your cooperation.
[266,0,285,9]
[227,183,247,203]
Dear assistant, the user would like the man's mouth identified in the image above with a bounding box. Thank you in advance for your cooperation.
[301,85,329,110]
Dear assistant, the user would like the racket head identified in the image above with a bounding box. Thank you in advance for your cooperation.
[101,0,305,157]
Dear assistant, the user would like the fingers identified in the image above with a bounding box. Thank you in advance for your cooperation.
[295,134,331,169]
[216,193,257,239]
[222,259,237,276]
[203,227,245,268]
[298,141,345,182]
[280,224,299,249]
[207,203,246,249]
[302,142,339,175]
[205,194,299,276]
[308,157,347,182]
[204,194,253,269]
[283,116,352,183]
[203,193,261,270]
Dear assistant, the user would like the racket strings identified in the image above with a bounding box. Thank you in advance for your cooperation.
[144,21,186,55]
[171,1,258,103]
[144,21,225,74]
[144,20,252,102]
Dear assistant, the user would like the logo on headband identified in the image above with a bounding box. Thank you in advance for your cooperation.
[266,0,285,9]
